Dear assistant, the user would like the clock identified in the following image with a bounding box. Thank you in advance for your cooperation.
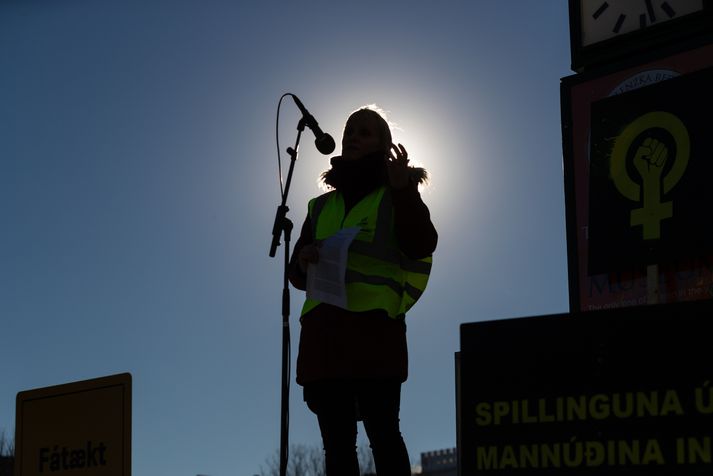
[569,0,713,72]
[581,0,704,46]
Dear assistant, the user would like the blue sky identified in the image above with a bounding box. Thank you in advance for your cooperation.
[1,1,571,474]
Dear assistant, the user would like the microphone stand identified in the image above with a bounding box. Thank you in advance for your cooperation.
[269,118,306,476]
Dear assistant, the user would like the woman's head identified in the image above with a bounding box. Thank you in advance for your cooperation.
[340,106,392,161]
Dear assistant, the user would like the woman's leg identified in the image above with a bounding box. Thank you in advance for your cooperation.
[359,380,411,476]
[304,381,360,476]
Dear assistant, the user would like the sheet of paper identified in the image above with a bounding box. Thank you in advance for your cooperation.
[306,227,361,309]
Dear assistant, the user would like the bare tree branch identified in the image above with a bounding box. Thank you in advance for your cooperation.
[0,430,14,458]
[0,429,15,476]
[357,445,375,475]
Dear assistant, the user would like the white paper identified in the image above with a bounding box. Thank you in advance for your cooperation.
[306,227,361,309]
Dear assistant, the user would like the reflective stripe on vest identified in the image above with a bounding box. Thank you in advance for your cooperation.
[301,186,432,319]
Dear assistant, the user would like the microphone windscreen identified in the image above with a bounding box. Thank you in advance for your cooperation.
[316,134,336,155]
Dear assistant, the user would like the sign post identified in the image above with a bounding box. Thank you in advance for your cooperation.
[15,373,132,476]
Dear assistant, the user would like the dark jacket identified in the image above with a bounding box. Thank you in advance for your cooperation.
[289,154,437,384]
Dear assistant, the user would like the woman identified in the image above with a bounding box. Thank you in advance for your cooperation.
[289,106,437,475]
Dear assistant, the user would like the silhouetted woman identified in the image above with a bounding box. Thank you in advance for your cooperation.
[289,106,437,476]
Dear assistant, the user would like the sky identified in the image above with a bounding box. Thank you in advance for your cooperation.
[0,1,572,474]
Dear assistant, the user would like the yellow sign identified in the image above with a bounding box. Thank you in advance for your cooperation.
[610,111,691,240]
[15,373,131,476]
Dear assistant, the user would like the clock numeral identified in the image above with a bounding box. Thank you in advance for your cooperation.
[613,13,626,33]
[640,13,648,28]
[592,2,609,19]
[645,0,657,23]
[661,2,677,19]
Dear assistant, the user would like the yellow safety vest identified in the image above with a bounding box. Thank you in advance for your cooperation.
[301,186,432,319]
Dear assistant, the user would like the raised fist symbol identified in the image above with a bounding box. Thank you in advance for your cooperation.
[633,137,668,177]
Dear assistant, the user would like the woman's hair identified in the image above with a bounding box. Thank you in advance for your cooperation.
[347,105,393,157]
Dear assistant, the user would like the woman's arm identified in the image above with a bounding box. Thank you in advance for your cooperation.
[391,181,438,259]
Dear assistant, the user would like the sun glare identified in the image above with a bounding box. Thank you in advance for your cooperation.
[301,89,479,237]
[388,104,480,237]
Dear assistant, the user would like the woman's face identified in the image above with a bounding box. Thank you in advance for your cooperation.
[341,114,384,161]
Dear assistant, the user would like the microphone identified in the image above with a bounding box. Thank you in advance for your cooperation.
[290,95,335,155]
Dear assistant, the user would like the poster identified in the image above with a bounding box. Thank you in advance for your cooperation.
[562,43,713,311]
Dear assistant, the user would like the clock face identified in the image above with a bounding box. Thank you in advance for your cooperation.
[581,0,705,46]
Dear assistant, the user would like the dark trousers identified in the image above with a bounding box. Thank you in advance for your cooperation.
[304,379,411,476]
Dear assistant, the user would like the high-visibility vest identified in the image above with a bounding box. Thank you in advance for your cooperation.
[301,186,432,319]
